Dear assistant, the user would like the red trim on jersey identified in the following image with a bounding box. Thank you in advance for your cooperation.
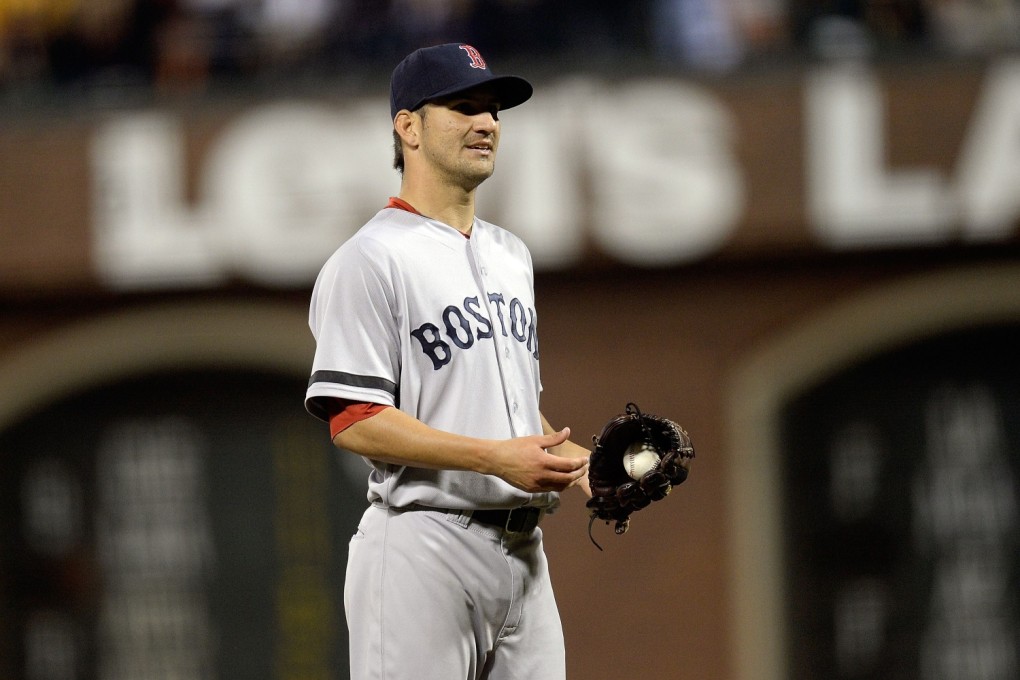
[327,399,389,439]
[387,196,421,214]
[387,196,472,239]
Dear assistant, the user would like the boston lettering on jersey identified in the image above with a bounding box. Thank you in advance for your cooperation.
[411,292,538,370]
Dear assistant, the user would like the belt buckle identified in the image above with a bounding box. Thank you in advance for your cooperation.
[505,507,540,533]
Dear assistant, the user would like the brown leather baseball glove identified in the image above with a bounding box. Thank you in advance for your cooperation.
[586,403,695,548]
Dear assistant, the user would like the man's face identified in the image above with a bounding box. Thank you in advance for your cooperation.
[418,89,502,190]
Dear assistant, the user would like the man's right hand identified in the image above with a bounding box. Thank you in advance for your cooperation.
[489,428,589,493]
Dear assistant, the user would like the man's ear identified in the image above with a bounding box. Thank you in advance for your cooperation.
[394,110,419,147]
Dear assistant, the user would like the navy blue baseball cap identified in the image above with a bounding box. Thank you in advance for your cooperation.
[389,43,533,119]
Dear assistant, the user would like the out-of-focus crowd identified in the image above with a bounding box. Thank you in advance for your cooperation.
[0,0,1018,92]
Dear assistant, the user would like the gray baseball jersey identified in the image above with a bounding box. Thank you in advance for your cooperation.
[305,204,559,513]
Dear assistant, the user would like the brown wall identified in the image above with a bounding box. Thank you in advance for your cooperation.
[3,58,1020,680]
[5,256,1018,679]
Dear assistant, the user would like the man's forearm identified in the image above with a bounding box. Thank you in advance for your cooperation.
[333,406,495,474]
[335,408,588,494]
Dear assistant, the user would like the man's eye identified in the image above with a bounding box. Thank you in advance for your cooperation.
[453,103,499,119]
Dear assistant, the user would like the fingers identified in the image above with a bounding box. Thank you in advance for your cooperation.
[538,428,588,489]
[540,447,589,492]
[534,467,587,493]
[496,428,590,493]
[545,452,588,472]
[540,427,571,449]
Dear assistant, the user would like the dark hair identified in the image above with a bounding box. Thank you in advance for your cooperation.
[392,106,427,174]
[392,129,404,173]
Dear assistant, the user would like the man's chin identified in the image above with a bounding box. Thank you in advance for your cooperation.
[461,164,496,190]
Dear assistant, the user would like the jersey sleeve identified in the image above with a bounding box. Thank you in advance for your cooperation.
[305,236,402,422]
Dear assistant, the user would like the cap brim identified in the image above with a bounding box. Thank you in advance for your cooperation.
[415,75,534,113]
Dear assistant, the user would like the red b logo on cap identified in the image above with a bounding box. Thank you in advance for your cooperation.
[459,44,487,70]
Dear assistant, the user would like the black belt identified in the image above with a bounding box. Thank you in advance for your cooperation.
[404,504,543,533]
[470,507,543,533]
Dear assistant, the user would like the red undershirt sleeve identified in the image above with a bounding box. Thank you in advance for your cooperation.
[327,399,390,440]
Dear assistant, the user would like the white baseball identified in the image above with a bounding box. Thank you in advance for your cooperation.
[623,442,660,480]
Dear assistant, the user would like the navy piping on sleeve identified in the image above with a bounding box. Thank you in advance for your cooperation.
[308,370,398,400]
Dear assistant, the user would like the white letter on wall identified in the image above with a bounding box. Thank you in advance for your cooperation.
[480,79,590,270]
[807,65,954,247]
[203,101,392,286]
[92,115,222,288]
[587,80,744,266]
[956,59,1020,241]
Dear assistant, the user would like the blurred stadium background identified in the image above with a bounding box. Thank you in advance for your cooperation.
[2,1,1020,679]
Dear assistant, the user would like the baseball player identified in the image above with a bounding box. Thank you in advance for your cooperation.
[304,43,591,680]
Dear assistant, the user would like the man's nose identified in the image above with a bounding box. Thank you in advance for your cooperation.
[474,111,498,131]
